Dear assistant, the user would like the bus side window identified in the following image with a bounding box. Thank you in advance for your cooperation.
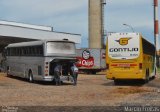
[22,47,26,56]
[29,47,33,56]
[36,46,43,56]
[39,46,43,56]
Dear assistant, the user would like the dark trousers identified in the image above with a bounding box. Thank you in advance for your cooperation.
[71,73,78,85]
[54,71,61,85]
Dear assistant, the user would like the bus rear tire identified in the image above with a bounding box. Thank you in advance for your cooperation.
[91,71,96,74]
[114,79,120,85]
[29,72,34,83]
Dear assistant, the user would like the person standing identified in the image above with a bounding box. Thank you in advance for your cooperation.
[70,63,78,86]
[54,63,62,86]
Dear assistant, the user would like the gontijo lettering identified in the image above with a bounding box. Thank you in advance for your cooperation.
[109,48,139,52]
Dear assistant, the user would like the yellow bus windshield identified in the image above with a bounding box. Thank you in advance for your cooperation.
[108,33,140,60]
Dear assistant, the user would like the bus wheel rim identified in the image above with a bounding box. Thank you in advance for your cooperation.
[29,74,32,81]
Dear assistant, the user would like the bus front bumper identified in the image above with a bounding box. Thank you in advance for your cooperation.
[43,76,54,81]
[43,76,74,82]
[106,71,145,80]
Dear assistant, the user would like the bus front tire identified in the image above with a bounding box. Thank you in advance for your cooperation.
[29,72,34,83]
[6,71,10,77]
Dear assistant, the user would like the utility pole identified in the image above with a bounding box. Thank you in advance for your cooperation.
[154,0,159,54]
[154,0,159,67]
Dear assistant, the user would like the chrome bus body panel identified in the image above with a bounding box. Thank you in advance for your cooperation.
[5,40,77,82]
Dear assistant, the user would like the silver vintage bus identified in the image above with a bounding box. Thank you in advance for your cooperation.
[4,39,78,84]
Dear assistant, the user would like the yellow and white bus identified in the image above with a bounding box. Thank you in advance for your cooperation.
[106,33,156,84]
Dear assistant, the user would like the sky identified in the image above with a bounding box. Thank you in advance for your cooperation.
[0,0,159,48]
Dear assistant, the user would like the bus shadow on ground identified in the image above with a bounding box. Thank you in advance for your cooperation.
[145,77,160,88]
[35,81,74,86]
[102,80,147,86]
[80,73,105,76]
[6,75,74,86]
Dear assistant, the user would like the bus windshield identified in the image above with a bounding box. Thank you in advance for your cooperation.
[46,41,76,54]
[108,34,140,60]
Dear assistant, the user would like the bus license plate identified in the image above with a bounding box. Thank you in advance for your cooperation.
[118,64,130,67]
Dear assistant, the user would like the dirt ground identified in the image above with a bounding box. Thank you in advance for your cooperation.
[0,72,160,111]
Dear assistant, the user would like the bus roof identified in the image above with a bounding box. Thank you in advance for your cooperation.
[108,32,140,36]
[6,39,75,48]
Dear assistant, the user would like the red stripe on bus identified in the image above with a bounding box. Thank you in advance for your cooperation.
[111,64,137,67]
[111,64,117,66]
[130,64,137,66]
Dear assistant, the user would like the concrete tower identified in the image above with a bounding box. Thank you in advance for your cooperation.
[89,0,106,48]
